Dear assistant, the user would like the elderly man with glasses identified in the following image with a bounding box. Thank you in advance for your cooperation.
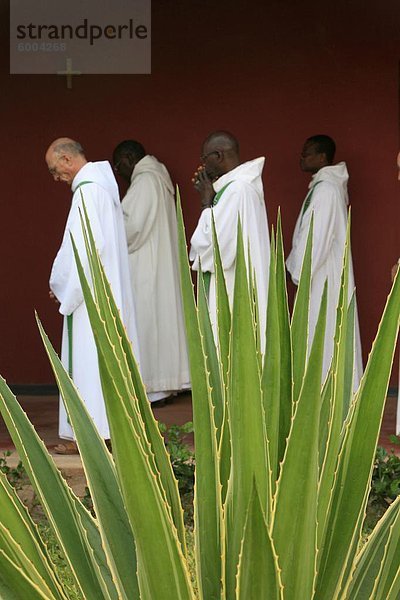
[46,137,139,453]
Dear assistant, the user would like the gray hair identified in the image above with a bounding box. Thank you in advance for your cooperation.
[53,139,85,157]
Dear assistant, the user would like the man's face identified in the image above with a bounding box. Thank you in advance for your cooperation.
[200,143,223,181]
[300,142,326,174]
[113,153,133,182]
[46,151,74,185]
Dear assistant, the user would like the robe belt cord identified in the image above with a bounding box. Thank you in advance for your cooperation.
[203,181,234,298]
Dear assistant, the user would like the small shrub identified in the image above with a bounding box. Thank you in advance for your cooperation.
[160,422,194,493]
[366,436,400,530]
[0,450,26,488]
[38,520,83,600]
[159,421,195,525]
[81,485,95,516]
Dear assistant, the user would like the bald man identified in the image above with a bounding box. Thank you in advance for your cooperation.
[190,131,270,351]
[47,138,139,452]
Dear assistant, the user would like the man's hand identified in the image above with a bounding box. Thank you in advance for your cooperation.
[192,165,215,210]
[49,290,60,304]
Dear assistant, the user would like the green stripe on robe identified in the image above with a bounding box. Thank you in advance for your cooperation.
[203,181,234,298]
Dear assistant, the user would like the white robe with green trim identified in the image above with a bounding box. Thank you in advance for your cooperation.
[286,162,363,389]
[190,157,270,353]
[50,161,139,440]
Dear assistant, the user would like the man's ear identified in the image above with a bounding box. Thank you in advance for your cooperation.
[320,153,329,166]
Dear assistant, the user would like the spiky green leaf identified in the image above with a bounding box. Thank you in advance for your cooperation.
[176,189,222,600]
[0,549,53,600]
[262,228,281,490]
[0,379,112,600]
[275,210,292,464]
[236,483,283,600]
[71,215,193,600]
[272,281,327,599]
[198,268,224,439]
[78,203,186,551]
[315,263,400,598]
[224,220,271,600]
[317,222,352,553]
[0,472,66,599]
[212,214,231,389]
[291,215,313,403]
[37,316,139,600]
[346,495,400,599]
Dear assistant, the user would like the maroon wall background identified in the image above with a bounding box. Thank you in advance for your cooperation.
[1,0,399,385]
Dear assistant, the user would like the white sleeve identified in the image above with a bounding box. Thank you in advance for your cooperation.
[50,186,106,315]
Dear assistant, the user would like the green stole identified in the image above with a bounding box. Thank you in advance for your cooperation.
[74,180,93,191]
[300,180,322,226]
[67,180,93,378]
[202,181,233,297]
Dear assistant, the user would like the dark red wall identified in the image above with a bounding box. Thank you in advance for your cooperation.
[1,0,399,384]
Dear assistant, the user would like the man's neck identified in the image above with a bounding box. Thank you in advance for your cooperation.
[71,160,90,189]
[223,159,240,175]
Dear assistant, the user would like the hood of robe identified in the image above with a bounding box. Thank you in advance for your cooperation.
[131,155,174,195]
[213,157,265,197]
[72,161,120,207]
[310,161,349,205]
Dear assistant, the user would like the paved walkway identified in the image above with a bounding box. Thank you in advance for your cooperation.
[0,392,193,451]
[0,391,398,496]
[0,392,193,495]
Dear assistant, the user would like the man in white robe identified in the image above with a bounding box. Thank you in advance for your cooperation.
[112,140,190,404]
[190,131,270,352]
[286,134,363,389]
[46,138,139,452]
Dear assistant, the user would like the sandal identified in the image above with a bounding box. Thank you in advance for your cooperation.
[54,441,79,455]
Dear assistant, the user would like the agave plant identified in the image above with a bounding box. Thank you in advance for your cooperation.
[0,196,400,599]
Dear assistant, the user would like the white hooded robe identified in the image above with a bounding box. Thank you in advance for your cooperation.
[286,162,363,389]
[190,157,270,352]
[122,155,190,400]
[50,161,139,440]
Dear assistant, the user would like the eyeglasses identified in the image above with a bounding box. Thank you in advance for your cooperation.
[48,154,63,176]
[200,150,220,163]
